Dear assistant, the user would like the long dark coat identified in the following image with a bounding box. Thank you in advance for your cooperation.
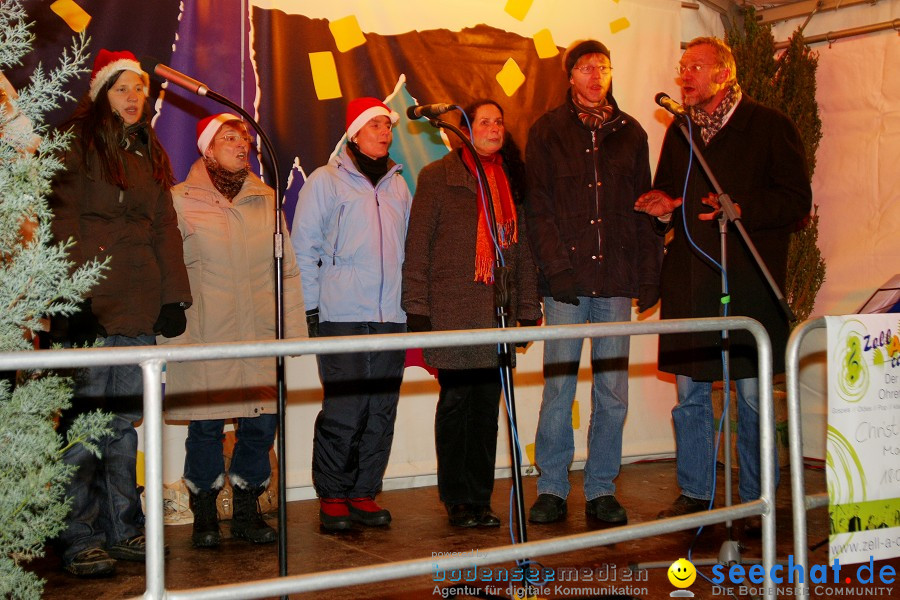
[50,126,191,337]
[401,151,542,370]
[653,96,812,380]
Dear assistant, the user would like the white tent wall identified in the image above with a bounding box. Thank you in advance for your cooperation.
[149,0,896,498]
[766,1,900,461]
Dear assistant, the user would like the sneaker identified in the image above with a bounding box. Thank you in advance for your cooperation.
[528,493,567,523]
[107,534,146,562]
[348,497,391,527]
[63,547,116,577]
[657,494,709,519]
[585,495,627,524]
[319,498,352,531]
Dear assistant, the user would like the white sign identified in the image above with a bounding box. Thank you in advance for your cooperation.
[826,314,900,565]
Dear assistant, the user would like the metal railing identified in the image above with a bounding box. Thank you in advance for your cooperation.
[785,317,829,599]
[0,316,777,599]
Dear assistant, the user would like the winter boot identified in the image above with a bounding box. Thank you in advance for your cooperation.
[231,485,276,544]
[189,489,221,548]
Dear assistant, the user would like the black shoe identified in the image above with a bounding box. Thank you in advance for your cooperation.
[232,485,277,543]
[474,506,501,527]
[64,547,116,577]
[658,494,709,519]
[528,494,567,523]
[742,515,763,538]
[448,504,478,528]
[586,495,627,524]
[107,534,146,562]
[189,488,221,548]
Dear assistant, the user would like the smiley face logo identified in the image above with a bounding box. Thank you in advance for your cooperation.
[667,558,696,588]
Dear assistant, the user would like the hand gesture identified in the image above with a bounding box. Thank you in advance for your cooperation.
[634,190,682,218]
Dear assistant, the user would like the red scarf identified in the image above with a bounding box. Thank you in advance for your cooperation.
[461,148,518,284]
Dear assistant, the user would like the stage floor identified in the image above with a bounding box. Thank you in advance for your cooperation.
[30,460,893,599]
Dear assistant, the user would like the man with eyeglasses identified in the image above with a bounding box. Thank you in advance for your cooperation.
[634,37,811,525]
[524,39,663,525]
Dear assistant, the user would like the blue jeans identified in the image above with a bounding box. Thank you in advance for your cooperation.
[57,334,153,563]
[183,414,278,492]
[534,296,631,501]
[673,375,780,502]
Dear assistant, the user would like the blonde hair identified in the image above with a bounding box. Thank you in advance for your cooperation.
[686,37,737,86]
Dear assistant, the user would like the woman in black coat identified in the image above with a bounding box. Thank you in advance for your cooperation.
[402,99,542,527]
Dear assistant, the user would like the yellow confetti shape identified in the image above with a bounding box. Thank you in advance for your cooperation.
[496,58,525,97]
[135,450,145,487]
[610,17,630,34]
[525,443,536,465]
[308,52,342,100]
[329,15,366,53]
[50,0,91,33]
[504,0,533,21]
[532,29,558,59]
[572,400,580,430]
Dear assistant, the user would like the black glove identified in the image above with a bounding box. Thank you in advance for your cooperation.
[153,302,187,338]
[637,284,660,313]
[62,299,106,347]
[306,308,319,338]
[548,270,580,306]
[515,319,539,348]
[406,314,432,333]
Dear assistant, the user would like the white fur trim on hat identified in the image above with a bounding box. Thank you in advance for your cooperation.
[89,59,149,101]
[197,113,242,155]
[347,105,399,141]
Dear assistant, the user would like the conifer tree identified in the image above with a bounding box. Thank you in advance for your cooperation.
[727,8,826,322]
[1,2,111,597]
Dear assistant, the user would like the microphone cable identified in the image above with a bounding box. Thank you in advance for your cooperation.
[675,120,737,595]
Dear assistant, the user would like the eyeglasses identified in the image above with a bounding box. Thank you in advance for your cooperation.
[676,63,716,76]
[217,133,252,144]
[574,64,613,76]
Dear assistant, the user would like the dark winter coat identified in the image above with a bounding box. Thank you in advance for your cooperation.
[401,151,542,370]
[50,129,191,337]
[653,96,812,380]
[524,92,662,298]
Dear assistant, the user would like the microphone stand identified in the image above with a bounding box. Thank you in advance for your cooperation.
[425,116,534,600]
[423,117,630,600]
[166,85,291,582]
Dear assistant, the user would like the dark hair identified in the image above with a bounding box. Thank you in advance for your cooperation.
[461,99,527,205]
[64,70,174,189]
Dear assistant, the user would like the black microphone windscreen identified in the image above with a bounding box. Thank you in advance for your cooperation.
[140,56,161,76]
[406,105,420,120]
[655,92,669,104]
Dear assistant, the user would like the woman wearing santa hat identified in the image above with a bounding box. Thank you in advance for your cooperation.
[161,114,305,549]
[291,97,411,531]
[50,49,191,577]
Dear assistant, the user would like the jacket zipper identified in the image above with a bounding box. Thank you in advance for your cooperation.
[375,187,385,323]
[591,129,602,258]
[332,205,345,265]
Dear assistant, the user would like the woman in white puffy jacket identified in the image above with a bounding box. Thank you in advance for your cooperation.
[290,97,411,531]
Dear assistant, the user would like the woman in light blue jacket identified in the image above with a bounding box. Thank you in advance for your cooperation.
[291,97,411,531]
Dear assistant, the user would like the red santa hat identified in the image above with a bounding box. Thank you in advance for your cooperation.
[345,97,399,141]
[196,113,242,154]
[89,49,149,101]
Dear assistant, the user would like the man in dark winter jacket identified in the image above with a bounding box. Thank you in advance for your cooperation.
[635,37,811,522]
[524,39,662,525]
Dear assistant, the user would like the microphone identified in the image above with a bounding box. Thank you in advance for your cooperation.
[655,92,687,116]
[140,57,211,96]
[406,103,455,120]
